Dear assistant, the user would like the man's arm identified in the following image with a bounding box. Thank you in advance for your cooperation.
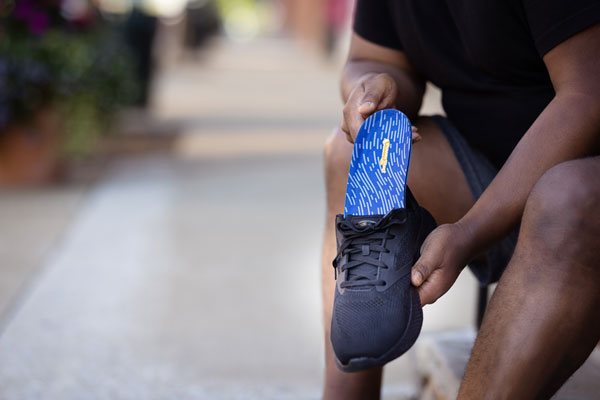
[460,23,600,255]
[411,23,600,305]
[340,34,425,141]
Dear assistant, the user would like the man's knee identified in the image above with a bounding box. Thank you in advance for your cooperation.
[324,127,353,212]
[523,158,600,262]
[324,127,353,185]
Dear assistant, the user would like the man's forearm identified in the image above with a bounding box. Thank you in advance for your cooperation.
[341,60,424,120]
[459,92,600,256]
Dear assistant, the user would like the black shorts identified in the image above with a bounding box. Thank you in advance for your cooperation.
[432,116,519,285]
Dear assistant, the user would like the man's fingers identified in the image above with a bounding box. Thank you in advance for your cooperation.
[342,74,400,141]
[347,111,365,141]
[412,131,422,143]
[379,83,398,111]
[358,74,396,114]
[417,268,455,306]
[342,103,363,142]
[417,277,441,306]
[358,84,384,114]
[340,119,354,143]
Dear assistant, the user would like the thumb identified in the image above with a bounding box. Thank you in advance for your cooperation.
[411,257,431,287]
[357,99,377,115]
[411,241,437,287]
[412,250,443,307]
[357,85,384,114]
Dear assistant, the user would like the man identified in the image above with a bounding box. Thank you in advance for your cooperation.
[321,0,600,398]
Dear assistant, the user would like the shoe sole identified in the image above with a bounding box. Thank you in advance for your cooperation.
[344,109,412,217]
[333,285,423,373]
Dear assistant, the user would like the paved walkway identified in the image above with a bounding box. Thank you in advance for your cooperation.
[0,37,478,399]
[0,185,90,325]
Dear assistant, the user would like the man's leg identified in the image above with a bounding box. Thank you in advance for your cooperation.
[321,118,474,399]
[458,157,600,399]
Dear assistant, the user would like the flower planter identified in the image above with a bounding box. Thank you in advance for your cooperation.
[0,108,62,185]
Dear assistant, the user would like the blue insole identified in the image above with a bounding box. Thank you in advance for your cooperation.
[344,109,412,217]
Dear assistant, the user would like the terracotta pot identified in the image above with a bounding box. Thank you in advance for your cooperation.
[0,108,62,185]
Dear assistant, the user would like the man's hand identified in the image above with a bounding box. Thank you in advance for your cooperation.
[411,223,475,306]
[341,73,421,143]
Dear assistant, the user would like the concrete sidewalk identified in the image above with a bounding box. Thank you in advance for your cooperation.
[0,155,327,398]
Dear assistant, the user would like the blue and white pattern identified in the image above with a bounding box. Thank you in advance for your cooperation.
[344,109,412,217]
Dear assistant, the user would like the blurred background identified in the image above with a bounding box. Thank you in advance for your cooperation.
[0,1,510,399]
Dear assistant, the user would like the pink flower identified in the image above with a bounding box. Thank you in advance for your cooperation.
[13,0,51,36]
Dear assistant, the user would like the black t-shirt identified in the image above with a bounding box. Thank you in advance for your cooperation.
[354,0,600,168]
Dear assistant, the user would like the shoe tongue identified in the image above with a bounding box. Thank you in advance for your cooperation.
[347,214,382,230]
[347,265,377,287]
[344,215,385,287]
[353,218,377,229]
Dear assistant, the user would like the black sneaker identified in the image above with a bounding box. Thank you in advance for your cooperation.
[330,189,436,372]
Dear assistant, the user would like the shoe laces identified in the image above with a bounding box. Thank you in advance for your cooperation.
[333,209,407,289]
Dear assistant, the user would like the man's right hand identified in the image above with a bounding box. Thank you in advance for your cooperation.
[341,72,420,143]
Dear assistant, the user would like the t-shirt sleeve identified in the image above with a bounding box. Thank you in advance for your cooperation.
[522,0,600,56]
[353,0,402,50]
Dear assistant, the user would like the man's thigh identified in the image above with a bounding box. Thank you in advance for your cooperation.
[408,117,474,224]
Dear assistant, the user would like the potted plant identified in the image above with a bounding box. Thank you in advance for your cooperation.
[0,0,138,184]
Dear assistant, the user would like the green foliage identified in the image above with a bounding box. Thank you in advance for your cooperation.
[0,2,139,156]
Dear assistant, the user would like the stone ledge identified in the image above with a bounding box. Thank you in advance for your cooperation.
[416,329,600,400]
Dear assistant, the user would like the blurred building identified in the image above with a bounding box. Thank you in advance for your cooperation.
[282,0,352,53]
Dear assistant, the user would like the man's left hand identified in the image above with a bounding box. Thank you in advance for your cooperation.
[411,223,475,306]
